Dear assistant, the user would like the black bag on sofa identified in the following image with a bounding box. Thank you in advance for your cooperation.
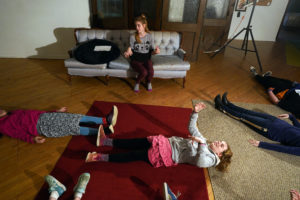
[74,39,120,64]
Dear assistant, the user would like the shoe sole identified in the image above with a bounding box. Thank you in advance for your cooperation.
[85,152,92,162]
[111,105,118,126]
[45,175,67,192]
[96,125,105,147]
[108,125,114,134]
[163,182,169,200]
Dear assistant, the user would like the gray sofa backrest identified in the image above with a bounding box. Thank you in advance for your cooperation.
[75,29,181,56]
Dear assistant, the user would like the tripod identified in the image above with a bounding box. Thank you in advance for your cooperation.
[211,0,263,72]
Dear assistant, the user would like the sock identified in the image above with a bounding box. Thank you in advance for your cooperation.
[50,191,59,199]
[74,192,83,199]
[102,117,107,125]
[98,153,109,161]
[102,138,113,146]
[134,83,139,91]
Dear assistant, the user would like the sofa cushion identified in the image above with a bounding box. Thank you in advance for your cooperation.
[108,55,130,70]
[64,58,107,69]
[151,55,190,71]
[73,39,120,64]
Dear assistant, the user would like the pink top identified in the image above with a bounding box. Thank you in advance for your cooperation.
[0,110,45,143]
[147,135,177,168]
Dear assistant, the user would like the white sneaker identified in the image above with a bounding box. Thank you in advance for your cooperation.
[134,83,140,92]
[163,182,180,200]
[262,71,272,77]
[250,66,258,76]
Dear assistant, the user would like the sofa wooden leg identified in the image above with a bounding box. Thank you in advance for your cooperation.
[105,75,110,85]
[183,77,186,88]
[67,74,72,82]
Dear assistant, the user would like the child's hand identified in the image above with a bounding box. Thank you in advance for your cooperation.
[34,136,46,144]
[154,46,160,54]
[278,114,289,119]
[124,48,132,58]
[189,136,205,144]
[57,107,67,112]
[248,139,259,147]
[194,102,206,113]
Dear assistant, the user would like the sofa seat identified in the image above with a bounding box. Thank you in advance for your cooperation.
[108,55,189,72]
[152,55,190,71]
[65,58,107,69]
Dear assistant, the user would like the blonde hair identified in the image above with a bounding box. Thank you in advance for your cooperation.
[215,145,233,172]
[134,14,150,43]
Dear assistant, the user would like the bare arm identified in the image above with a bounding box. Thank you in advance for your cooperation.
[267,88,279,104]
[188,103,207,140]
[124,47,132,58]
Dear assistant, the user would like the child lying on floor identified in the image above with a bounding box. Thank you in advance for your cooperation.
[86,102,233,172]
[0,106,118,143]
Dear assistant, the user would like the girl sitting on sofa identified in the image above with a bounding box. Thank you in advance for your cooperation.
[124,14,160,92]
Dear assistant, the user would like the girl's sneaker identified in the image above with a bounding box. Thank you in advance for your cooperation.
[147,82,152,91]
[134,83,140,93]
[85,152,107,162]
[106,105,118,127]
[73,173,90,194]
[96,125,106,147]
[45,175,66,197]
[163,182,181,200]
[262,71,272,77]
[250,66,258,76]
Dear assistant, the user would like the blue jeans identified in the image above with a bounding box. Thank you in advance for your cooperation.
[79,116,103,135]
[223,102,276,138]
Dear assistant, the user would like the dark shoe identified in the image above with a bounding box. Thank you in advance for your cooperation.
[104,125,114,135]
[222,92,229,105]
[214,94,224,112]
[106,105,118,127]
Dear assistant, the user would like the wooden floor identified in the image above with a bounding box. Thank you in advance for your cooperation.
[0,41,299,200]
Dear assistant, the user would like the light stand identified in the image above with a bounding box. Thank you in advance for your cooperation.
[211,0,263,72]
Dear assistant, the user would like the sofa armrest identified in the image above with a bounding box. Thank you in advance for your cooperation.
[68,45,80,58]
[177,48,186,60]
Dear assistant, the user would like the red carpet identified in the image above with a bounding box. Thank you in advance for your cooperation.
[35,101,209,200]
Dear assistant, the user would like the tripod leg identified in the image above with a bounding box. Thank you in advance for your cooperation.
[249,29,263,72]
[241,29,248,50]
[244,29,249,56]
[211,28,246,58]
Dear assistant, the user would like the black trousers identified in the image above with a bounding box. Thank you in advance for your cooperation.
[255,75,295,94]
[109,138,151,163]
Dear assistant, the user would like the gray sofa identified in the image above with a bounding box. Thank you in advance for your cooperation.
[64,29,190,87]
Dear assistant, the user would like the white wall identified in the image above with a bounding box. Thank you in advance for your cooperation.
[228,0,289,41]
[0,0,90,59]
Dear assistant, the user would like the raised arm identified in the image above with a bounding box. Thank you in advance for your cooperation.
[188,103,206,141]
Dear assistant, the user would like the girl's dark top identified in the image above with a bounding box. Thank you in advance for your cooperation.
[278,84,300,118]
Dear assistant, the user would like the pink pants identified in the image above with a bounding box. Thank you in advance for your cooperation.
[130,60,154,83]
